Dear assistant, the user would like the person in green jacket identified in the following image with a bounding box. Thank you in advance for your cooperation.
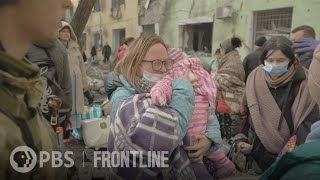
[0,0,71,179]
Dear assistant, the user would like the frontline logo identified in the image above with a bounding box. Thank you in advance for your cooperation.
[10,146,169,173]
[93,151,169,168]
[10,146,37,173]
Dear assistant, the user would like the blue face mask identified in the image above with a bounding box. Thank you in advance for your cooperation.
[263,61,289,76]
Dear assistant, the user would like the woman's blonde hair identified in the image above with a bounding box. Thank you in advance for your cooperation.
[116,35,167,93]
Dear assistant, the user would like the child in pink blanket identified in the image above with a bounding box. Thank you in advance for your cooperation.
[150,48,235,178]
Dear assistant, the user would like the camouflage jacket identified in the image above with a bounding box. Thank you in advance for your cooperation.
[0,51,67,180]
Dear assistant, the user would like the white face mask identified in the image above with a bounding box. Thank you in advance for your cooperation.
[141,69,164,83]
[138,68,165,93]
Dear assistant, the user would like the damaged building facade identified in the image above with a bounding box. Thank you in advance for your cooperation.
[69,0,140,58]
[70,0,320,61]
[157,0,320,61]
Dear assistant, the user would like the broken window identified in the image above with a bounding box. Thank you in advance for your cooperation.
[111,0,125,19]
[93,0,101,12]
[181,23,213,56]
[112,0,117,9]
[94,32,102,50]
[141,24,156,36]
[253,7,293,44]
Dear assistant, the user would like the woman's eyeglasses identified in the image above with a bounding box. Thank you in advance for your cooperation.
[142,59,173,71]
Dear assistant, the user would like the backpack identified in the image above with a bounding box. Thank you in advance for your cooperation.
[27,45,70,121]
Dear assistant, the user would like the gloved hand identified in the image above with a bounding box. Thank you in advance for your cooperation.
[292,39,320,54]
[84,90,94,104]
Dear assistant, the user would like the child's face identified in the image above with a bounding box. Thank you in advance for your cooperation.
[13,0,71,42]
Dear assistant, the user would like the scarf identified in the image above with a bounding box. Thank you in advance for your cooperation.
[265,62,299,88]
[247,65,317,153]
[137,77,155,93]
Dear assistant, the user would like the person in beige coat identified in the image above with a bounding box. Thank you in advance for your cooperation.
[309,44,320,105]
[58,21,92,137]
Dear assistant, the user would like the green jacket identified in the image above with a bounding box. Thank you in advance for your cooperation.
[0,52,67,180]
[260,141,320,180]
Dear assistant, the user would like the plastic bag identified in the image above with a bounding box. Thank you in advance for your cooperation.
[82,117,111,149]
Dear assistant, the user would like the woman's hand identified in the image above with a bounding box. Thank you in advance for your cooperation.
[237,142,253,155]
[184,135,212,162]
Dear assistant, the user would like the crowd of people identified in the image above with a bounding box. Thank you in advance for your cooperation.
[104,26,320,179]
[1,0,320,179]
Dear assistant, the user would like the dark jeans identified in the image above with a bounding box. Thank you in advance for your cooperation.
[103,56,110,63]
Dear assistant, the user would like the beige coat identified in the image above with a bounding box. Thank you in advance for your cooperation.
[60,22,88,114]
[309,45,320,105]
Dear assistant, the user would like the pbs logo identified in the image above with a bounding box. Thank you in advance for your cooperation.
[10,146,37,173]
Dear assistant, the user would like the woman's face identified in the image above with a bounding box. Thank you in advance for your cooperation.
[140,43,169,75]
[264,50,290,66]
[59,28,71,42]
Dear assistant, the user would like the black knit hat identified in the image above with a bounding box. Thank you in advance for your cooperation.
[255,36,267,47]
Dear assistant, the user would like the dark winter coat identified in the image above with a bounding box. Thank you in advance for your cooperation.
[91,46,97,57]
[242,48,263,82]
[102,44,111,58]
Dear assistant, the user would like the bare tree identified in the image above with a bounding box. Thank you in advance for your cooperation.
[70,0,97,39]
